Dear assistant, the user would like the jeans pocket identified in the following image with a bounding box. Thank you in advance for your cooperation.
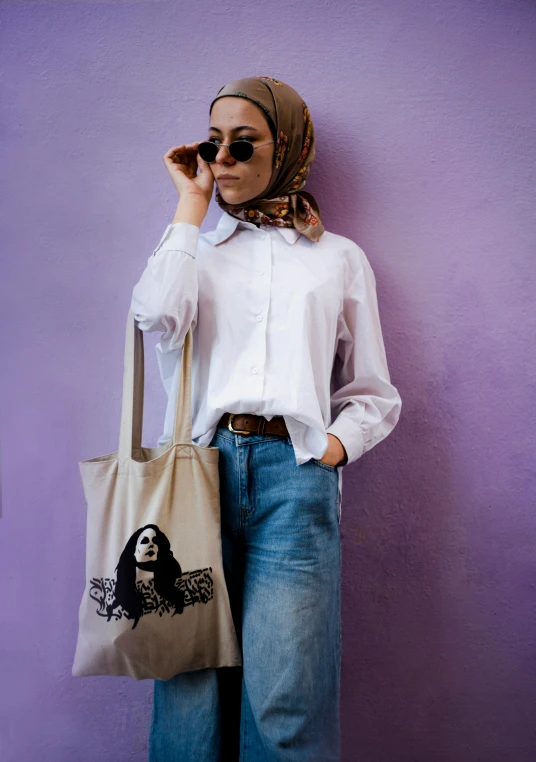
[311,458,338,472]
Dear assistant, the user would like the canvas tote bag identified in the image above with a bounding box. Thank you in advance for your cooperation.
[72,308,242,680]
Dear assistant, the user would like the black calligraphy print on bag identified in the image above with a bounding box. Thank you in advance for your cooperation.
[88,524,214,630]
[89,569,214,625]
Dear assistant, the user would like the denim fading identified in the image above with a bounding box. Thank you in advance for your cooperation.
[149,428,342,762]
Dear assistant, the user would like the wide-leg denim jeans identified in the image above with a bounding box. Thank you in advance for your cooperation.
[149,428,342,762]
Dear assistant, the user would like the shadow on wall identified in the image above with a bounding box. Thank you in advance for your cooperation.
[303,116,478,762]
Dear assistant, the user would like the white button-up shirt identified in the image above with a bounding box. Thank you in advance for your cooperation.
[130,210,402,518]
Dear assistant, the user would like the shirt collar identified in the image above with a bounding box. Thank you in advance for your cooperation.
[201,211,301,246]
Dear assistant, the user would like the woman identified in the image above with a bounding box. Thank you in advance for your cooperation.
[106,524,185,629]
[131,76,402,762]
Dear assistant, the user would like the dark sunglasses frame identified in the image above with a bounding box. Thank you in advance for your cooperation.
[197,140,275,163]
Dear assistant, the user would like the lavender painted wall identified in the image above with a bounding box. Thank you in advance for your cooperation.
[1,1,535,760]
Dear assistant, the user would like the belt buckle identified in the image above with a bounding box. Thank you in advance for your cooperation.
[228,413,251,436]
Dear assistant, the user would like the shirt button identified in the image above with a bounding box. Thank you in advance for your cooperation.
[258,271,265,275]
[256,315,263,321]
[252,367,258,374]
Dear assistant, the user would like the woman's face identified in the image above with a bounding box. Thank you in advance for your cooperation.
[135,528,158,563]
[208,96,275,206]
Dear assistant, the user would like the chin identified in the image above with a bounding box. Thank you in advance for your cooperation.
[218,186,253,206]
[218,188,239,204]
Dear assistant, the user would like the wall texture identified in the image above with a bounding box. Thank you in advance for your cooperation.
[1,1,535,760]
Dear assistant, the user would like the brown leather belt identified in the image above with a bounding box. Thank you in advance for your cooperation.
[218,412,289,437]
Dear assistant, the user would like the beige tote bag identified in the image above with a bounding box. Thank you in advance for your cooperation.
[72,308,242,680]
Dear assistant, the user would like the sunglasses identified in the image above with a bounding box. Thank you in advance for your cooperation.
[197,140,275,163]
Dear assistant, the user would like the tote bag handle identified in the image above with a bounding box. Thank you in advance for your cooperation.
[118,308,193,459]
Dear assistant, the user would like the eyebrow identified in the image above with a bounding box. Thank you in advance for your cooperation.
[208,125,261,133]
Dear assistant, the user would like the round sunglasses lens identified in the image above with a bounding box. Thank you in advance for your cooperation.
[230,141,254,162]
[198,142,218,162]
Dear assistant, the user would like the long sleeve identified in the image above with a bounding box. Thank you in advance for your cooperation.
[325,246,402,465]
[130,222,199,354]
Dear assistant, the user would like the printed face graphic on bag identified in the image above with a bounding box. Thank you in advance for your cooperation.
[88,523,214,630]
[135,528,159,562]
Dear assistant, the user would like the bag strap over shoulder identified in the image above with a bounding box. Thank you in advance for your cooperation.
[119,308,193,459]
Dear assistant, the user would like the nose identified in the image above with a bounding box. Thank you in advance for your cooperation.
[214,144,236,165]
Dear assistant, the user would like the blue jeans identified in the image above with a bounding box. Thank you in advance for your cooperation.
[149,428,342,761]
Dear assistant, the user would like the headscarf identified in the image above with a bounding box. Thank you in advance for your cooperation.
[209,76,325,243]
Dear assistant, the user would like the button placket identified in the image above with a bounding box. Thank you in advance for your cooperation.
[248,233,271,388]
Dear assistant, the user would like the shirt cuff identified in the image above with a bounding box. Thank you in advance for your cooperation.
[152,222,200,258]
[325,414,366,465]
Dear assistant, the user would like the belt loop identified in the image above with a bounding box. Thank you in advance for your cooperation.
[257,417,266,435]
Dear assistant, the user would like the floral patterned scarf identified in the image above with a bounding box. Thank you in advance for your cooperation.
[209,76,325,243]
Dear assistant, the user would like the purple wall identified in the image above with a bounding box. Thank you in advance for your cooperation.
[1,1,535,760]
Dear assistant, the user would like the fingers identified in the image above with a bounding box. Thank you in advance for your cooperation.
[164,142,201,164]
[164,143,209,187]
[197,151,210,169]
